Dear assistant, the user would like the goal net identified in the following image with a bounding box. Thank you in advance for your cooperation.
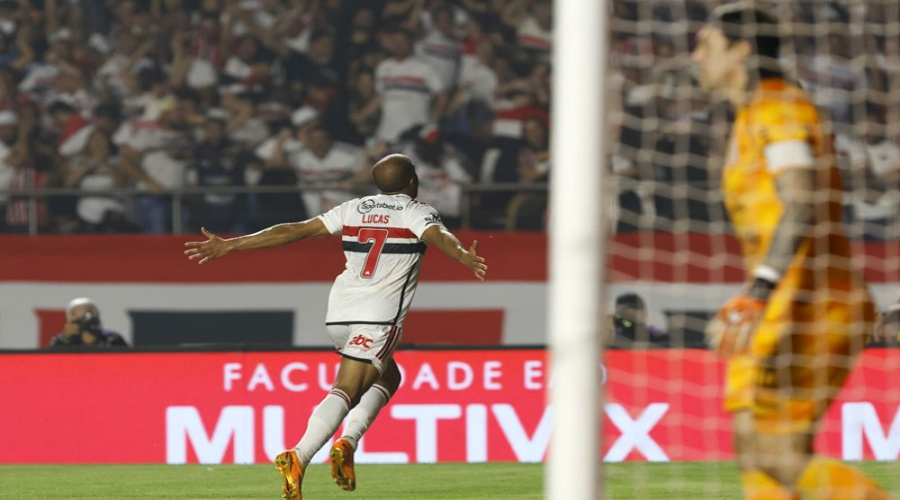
[601,0,900,497]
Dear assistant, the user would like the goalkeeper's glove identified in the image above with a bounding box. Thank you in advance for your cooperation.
[705,294,766,357]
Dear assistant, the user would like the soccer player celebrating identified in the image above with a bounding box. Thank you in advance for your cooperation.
[185,154,487,500]
[692,4,893,500]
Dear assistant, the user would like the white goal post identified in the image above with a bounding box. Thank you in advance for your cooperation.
[547,1,609,499]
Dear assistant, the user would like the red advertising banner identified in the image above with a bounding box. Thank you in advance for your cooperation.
[1,233,897,284]
[1,349,897,464]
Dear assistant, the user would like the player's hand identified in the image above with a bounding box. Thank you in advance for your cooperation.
[184,227,234,264]
[463,240,487,281]
[705,294,766,357]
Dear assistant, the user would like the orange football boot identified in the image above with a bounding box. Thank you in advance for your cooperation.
[274,449,303,500]
[330,439,356,492]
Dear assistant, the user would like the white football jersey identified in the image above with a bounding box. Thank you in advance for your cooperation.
[318,193,445,325]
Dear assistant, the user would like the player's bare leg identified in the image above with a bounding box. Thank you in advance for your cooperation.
[330,359,402,491]
[333,355,384,407]
[753,329,894,499]
[278,357,379,499]
[733,410,800,500]
[755,429,895,500]
[754,430,812,491]
[752,372,893,499]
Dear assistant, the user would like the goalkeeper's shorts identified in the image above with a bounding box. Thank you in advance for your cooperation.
[723,295,875,434]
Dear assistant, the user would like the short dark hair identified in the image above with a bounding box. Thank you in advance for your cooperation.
[308,124,331,137]
[708,3,782,79]
[47,101,75,116]
[615,293,645,310]
[94,102,123,122]
[386,25,415,39]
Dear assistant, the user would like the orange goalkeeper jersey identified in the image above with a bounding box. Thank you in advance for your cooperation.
[721,78,861,295]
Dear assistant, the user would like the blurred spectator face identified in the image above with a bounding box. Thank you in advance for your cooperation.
[203,120,226,143]
[165,6,191,31]
[201,0,221,12]
[433,8,456,38]
[308,33,335,63]
[389,32,413,60]
[324,0,344,11]
[294,118,320,142]
[356,72,375,96]
[523,118,548,150]
[199,16,221,41]
[534,1,553,29]
[307,128,333,158]
[115,0,137,23]
[0,123,15,143]
[352,8,375,31]
[236,37,259,62]
[6,144,31,168]
[476,40,494,64]
[622,65,641,85]
[466,17,485,40]
[94,115,118,136]
[220,92,246,112]
[54,73,83,94]
[250,60,272,79]
[307,82,334,107]
[45,42,72,64]
[261,0,280,12]
[864,113,887,143]
[875,304,900,344]
[531,62,550,81]
[491,57,514,82]
[115,31,139,55]
[827,33,850,58]
[49,106,73,130]
[0,0,17,22]
[361,49,386,69]
[177,94,202,122]
[130,11,154,37]
[159,106,185,129]
[85,131,111,160]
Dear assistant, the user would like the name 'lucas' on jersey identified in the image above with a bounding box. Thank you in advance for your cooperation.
[318,193,445,326]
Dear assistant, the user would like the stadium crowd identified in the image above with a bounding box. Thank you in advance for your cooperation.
[0,0,552,234]
[0,0,896,238]
[611,0,900,241]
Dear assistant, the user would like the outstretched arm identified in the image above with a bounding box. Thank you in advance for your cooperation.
[745,166,816,300]
[421,225,487,281]
[184,218,331,264]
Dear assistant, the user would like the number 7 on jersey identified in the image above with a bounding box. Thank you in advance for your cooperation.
[358,228,389,278]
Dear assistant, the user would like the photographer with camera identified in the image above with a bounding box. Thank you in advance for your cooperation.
[873,298,900,347]
[49,297,128,347]
[607,292,669,349]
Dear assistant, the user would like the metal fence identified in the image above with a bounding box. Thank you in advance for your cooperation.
[0,183,552,235]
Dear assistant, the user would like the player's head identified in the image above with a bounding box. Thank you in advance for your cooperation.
[372,154,419,198]
[692,2,781,94]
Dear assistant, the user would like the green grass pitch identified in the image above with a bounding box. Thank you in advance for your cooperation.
[0,461,897,499]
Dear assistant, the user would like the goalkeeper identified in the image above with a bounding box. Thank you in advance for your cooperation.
[693,3,892,499]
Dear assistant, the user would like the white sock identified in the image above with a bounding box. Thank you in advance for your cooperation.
[340,384,392,451]
[294,389,351,467]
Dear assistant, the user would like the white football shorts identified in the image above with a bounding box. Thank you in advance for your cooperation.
[326,324,403,374]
